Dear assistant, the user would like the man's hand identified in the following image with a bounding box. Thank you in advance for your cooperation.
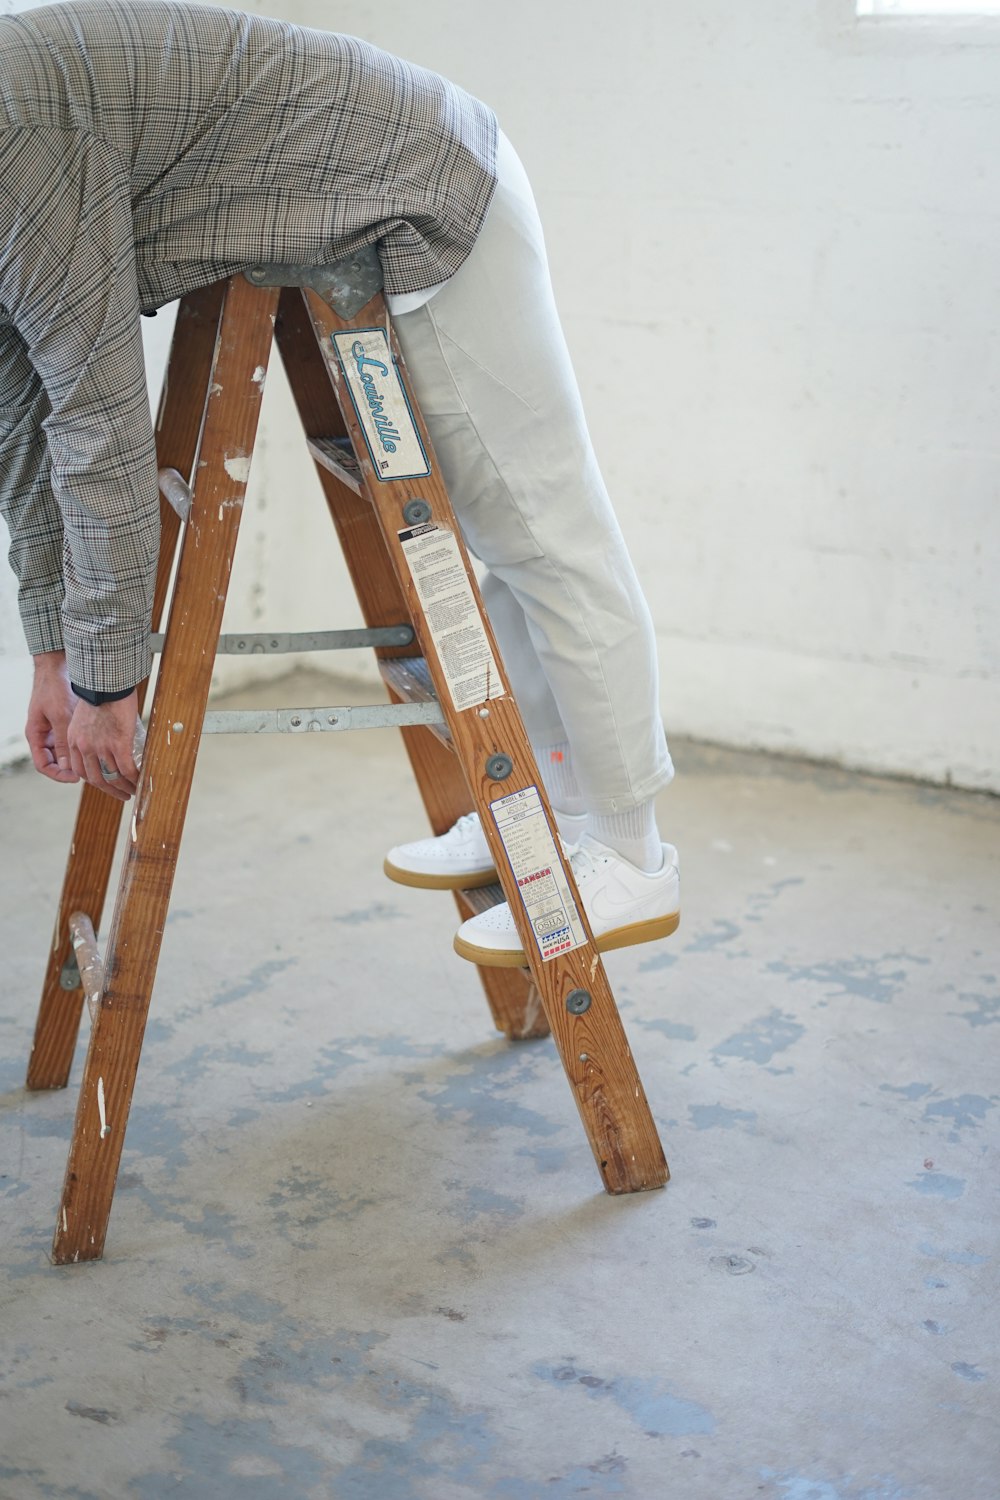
[67,690,141,802]
[26,651,80,786]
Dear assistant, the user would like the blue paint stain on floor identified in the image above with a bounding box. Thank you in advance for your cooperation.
[919,1243,987,1267]
[951,1362,988,1383]
[636,949,678,972]
[0,1463,100,1500]
[766,953,928,1006]
[330,901,402,925]
[906,1172,966,1200]
[514,1142,571,1174]
[879,1082,933,1101]
[712,1009,804,1066]
[534,1360,714,1437]
[922,1093,996,1132]
[759,1470,912,1500]
[689,1103,757,1133]
[418,1045,561,1140]
[683,918,745,954]
[444,1181,524,1223]
[950,989,1000,1027]
[637,1018,697,1041]
[131,1413,332,1498]
[489,1459,630,1499]
[210,958,298,1009]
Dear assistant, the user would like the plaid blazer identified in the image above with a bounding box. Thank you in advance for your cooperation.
[0,0,497,692]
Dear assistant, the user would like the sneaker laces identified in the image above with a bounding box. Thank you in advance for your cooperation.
[448,812,480,840]
[567,839,601,885]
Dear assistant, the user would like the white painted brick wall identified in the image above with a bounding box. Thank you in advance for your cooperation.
[2,0,998,789]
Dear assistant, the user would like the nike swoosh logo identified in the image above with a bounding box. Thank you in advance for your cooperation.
[588,875,679,926]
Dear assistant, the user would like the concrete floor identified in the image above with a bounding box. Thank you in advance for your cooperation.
[1,670,997,1500]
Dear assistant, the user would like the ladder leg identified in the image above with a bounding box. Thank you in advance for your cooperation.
[302,287,668,1194]
[51,277,278,1263]
[273,287,548,1041]
[26,284,226,1091]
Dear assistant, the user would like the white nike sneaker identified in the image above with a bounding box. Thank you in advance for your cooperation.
[384,808,588,891]
[452,834,680,967]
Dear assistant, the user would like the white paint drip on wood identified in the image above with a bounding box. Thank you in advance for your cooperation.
[223,453,252,483]
[97,1076,109,1138]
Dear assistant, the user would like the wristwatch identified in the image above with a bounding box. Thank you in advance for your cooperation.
[71,683,135,707]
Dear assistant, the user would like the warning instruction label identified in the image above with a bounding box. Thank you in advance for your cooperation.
[490,785,587,962]
[399,523,505,712]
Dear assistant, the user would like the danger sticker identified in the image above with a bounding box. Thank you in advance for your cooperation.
[490,785,586,961]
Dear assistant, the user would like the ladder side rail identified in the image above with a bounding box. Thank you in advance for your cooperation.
[302,287,668,1195]
[275,287,546,1039]
[27,283,227,1091]
[50,276,279,1263]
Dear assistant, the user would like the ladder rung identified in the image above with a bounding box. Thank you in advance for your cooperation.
[158,467,192,520]
[67,912,103,1023]
[378,658,452,749]
[306,436,364,496]
[455,883,506,918]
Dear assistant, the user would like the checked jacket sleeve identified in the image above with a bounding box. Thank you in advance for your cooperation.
[0,126,159,694]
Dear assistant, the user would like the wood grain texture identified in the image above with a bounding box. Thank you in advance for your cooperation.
[51,277,277,1263]
[27,284,225,1092]
[302,287,668,1195]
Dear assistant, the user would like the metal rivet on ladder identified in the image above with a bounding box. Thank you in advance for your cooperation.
[485,753,514,781]
[248,267,267,282]
[566,989,592,1015]
[402,498,432,525]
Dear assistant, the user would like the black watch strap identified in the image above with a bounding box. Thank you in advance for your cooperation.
[71,682,135,707]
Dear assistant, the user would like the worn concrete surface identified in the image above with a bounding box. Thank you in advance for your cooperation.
[1,671,997,1499]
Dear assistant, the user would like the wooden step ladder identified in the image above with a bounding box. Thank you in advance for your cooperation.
[25,260,669,1264]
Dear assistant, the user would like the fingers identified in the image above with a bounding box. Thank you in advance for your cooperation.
[69,746,136,802]
[25,717,80,782]
[67,695,141,801]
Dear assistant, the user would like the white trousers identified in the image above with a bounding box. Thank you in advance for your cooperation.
[392,135,673,815]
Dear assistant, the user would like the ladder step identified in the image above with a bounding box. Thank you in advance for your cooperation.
[455,882,506,918]
[158,467,192,520]
[306,436,364,496]
[378,657,452,749]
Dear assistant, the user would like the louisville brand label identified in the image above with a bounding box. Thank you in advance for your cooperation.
[398,523,505,711]
[332,328,430,481]
[490,786,587,962]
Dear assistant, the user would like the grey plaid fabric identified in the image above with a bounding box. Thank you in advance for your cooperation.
[0,0,497,692]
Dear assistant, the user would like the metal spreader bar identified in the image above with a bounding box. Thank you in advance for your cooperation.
[149,625,414,655]
[200,701,444,735]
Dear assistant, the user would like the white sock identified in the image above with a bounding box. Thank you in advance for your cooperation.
[534,738,586,817]
[587,801,663,873]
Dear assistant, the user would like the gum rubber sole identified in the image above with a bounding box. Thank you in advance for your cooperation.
[383,857,499,891]
[453,910,681,968]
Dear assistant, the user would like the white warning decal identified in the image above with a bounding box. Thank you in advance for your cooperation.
[332,328,431,482]
[490,785,587,962]
[399,523,505,712]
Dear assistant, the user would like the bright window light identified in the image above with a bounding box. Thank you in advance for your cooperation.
[858,0,1000,13]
